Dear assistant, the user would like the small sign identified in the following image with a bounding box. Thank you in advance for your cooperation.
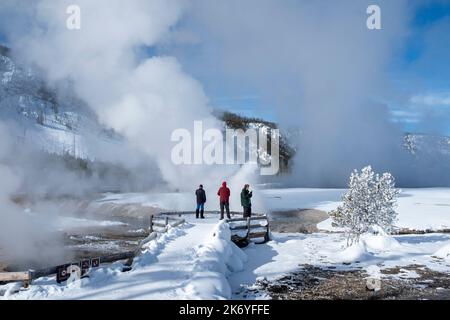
[56,258,100,283]
[81,259,91,276]
[56,264,71,284]
[81,259,90,269]
[56,264,70,283]
[91,257,100,268]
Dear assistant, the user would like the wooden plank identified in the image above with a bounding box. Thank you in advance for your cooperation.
[227,216,268,223]
[152,222,167,228]
[250,216,268,220]
[0,271,30,282]
[230,224,267,231]
[248,232,268,239]
[100,251,135,264]
[30,267,58,280]
[152,217,181,223]
[152,216,180,222]
[166,217,181,221]
[162,211,263,217]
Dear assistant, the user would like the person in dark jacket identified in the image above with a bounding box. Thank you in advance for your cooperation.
[195,184,206,219]
[241,184,253,218]
[217,181,231,220]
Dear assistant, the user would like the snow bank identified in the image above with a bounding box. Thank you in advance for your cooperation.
[434,244,450,260]
[184,221,247,299]
[132,226,187,268]
[362,231,401,252]
[333,241,372,264]
[331,233,401,264]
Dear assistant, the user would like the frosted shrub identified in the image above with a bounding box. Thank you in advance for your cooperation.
[330,166,400,246]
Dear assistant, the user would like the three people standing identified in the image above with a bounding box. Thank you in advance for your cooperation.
[194,182,253,219]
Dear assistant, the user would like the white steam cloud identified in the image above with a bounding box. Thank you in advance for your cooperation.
[1,0,241,191]
[0,122,65,267]
[0,0,256,266]
[168,0,450,186]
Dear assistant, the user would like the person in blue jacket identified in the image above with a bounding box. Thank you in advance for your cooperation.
[195,184,206,219]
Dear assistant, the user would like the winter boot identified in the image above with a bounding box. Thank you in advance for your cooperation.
[200,209,205,219]
[196,209,199,219]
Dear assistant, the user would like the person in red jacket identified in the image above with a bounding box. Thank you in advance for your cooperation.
[217,181,231,220]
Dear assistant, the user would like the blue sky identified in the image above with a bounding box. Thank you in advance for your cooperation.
[386,1,450,135]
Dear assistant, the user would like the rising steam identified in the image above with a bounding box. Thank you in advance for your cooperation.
[171,0,450,187]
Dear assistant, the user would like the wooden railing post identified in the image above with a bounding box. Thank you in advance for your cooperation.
[246,217,251,240]
[165,216,169,227]
[265,218,270,242]
[149,214,153,234]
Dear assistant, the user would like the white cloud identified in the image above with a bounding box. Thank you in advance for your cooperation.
[389,109,421,123]
[410,93,450,106]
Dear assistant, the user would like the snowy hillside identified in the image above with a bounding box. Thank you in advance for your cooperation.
[216,110,296,173]
[2,45,449,171]
[0,45,121,159]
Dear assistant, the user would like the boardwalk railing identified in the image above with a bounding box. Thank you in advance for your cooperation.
[0,214,185,288]
[226,215,270,244]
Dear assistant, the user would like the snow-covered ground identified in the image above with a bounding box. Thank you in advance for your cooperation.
[230,232,450,299]
[2,187,450,300]
[261,188,345,212]
[261,188,450,231]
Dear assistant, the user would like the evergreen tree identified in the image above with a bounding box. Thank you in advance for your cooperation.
[330,166,400,246]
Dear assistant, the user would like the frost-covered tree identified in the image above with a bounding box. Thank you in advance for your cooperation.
[330,166,400,245]
[403,134,417,155]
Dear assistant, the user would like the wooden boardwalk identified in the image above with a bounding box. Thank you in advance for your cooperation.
[0,211,270,288]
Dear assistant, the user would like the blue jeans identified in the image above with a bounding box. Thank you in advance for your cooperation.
[196,203,204,211]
